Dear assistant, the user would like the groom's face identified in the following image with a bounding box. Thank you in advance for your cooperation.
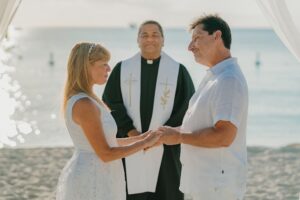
[188,24,216,65]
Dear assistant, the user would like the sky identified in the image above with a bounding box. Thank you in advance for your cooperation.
[11,0,267,28]
[11,0,300,28]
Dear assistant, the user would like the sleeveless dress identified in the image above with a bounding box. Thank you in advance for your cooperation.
[56,93,126,200]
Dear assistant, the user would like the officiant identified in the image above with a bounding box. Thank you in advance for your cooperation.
[102,20,195,200]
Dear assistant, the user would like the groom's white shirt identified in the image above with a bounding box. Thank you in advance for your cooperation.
[180,58,248,199]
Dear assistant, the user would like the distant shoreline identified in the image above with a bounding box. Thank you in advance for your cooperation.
[1,142,300,150]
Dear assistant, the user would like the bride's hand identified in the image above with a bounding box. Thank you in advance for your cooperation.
[141,130,152,139]
[143,131,161,148]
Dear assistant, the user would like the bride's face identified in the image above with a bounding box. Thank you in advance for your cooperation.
[89,60,111,85]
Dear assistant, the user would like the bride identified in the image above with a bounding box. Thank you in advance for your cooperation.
[56,42,160,200]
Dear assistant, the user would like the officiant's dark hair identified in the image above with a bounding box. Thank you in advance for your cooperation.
[190,14,232,49]
[138,20,164,38]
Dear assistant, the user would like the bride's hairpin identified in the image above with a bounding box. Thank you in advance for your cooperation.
[88,43,96,57]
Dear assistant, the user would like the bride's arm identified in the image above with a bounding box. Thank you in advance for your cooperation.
[117,132,149,146]
[72,98,159,163]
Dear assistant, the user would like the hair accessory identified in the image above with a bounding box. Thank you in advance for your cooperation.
[88,43,96,57]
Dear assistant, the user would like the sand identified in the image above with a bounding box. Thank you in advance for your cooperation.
[0,145,299,200]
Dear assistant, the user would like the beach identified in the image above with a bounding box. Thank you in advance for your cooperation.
[0,146,299,200]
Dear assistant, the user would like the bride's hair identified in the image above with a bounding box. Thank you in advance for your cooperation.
[62,42,110,112]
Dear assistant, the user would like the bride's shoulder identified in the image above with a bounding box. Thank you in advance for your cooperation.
[72,98,101,122]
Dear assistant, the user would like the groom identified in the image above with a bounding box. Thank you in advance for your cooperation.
[158,15,249,200]
[103,20,194,200]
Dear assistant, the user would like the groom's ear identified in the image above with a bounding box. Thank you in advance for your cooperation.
[214,30,222,41]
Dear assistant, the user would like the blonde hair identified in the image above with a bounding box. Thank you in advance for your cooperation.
[63,42,110,111]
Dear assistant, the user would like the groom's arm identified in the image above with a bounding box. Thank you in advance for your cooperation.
[180,121,237,147]
[158,121,237,147]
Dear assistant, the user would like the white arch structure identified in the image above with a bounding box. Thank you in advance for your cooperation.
[256,0,300,62]
[0,0,21,41]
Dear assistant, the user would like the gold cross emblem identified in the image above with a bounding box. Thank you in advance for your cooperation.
[160,78,171,110]
[124,73,137,107]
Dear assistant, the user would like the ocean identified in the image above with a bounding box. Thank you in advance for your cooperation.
[0,27,300,148]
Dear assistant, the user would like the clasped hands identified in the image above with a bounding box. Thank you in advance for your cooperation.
[143,126,182,151]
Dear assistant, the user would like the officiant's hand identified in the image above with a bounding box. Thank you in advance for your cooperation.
[157,126,182,145]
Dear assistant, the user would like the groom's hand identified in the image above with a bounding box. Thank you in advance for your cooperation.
[158,126,182,145]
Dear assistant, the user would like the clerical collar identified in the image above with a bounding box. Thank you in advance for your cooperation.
[141,56,161,65]
[147,60,153,64]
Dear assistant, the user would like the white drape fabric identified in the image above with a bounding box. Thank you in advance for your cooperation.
[256,0,300,62]
[0,0,22,42]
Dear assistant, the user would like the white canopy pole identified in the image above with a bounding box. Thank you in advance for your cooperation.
[0,0,22,42]
[256,0,300,62]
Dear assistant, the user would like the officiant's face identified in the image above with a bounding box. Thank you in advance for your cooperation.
[137,24,164,58]
[89,59,111,85]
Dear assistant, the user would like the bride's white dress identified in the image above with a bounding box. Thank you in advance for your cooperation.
[56,93,126,200]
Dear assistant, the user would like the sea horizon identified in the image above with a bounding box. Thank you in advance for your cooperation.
[1,27,300,149]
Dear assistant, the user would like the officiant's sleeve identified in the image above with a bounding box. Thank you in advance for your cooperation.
[102,62,135,138]
[164,64,195,127]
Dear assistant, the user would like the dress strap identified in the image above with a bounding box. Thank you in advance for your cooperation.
[65,93,97,125]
